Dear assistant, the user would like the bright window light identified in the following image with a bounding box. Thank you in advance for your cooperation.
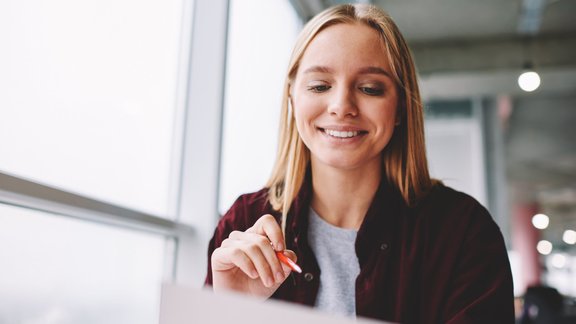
[219,0,300,214]
[0,0,184,217]
[0,204,168,323]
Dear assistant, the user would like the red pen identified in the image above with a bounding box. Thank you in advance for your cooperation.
[275,251,302,273]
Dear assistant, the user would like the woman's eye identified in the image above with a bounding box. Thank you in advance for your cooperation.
[307,85,331,93]
[360,86,384,96]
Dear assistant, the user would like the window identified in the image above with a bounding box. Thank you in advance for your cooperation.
[219,0,301,214]
[0,204,170,324]
[1,0,299,321]
[0,0,186,217]
[0,0,211,322]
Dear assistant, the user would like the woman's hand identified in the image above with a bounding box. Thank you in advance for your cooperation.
[211,214,298,298]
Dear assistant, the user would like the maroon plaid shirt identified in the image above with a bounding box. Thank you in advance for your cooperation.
[205,177,514,324]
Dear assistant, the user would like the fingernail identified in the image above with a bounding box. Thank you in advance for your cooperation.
[276,242,284,251]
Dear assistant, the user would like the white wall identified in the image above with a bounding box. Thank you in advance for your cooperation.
[425,117,488,207]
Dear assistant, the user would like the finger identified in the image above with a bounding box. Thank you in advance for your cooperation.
[226,229,285,284]
[247,214,285,251]
[220,233,250,248]
[219,233,277,284]
[227,230,246,241]
[279,261,293,277]
[282,249,297,263]
[277,250,301,275]
[220,237,235,248]
[211,247,258,279]
[251,235,286,284]
[241,243,277,287]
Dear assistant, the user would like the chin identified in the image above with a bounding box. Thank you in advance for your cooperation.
[311,149,382,172]
[315,156,364,171]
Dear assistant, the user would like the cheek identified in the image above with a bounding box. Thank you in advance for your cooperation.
[292,97,319,129]
[292,105,310,140]
[383,98,399,127]
[372,105,398,128]
[292,104,322,151]
[295,118,317,150]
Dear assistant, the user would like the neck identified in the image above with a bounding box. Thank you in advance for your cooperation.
[310,160,382,230]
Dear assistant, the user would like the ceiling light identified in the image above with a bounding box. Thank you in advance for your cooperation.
[536,240,552,255]
[563,230,576,245]
[518,71,541,92]
[518,62,541,92]
[531,213,549,229]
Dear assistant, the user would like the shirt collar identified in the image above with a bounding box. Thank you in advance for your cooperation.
[287,168,409,242]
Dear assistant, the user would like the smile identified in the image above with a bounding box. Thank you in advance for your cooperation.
[319,127,367,139]
[326,129,358,138]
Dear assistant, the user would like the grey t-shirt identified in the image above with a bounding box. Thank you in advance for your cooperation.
[308,207,360,318]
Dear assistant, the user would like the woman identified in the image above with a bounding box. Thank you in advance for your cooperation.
[205,3,514,323]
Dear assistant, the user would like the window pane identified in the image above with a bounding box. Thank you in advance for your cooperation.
[219,0,300,214]
[0,203,170,324]
[0,0,186,216]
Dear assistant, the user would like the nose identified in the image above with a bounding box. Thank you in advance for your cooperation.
[327,86,358,118]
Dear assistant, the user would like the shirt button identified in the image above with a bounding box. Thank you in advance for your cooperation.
[380,243,389,251]
[304,272,314,282]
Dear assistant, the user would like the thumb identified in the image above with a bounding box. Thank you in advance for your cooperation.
[278,250,299,276]
[282,249,297,263]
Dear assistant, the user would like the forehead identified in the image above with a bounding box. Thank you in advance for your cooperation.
[298,22,391,73]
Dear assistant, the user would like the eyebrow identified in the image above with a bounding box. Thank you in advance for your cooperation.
[303,65,332,74]
[303,65,393,79]
[358,66,392,78]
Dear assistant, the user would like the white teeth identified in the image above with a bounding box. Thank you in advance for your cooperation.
[325,129,359,138]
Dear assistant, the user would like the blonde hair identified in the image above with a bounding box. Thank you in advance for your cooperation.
[265,4,435,233]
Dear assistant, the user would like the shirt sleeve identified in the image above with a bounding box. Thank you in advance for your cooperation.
[442,204,515,323]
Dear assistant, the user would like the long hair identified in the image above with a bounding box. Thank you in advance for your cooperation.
[265,3,435,233]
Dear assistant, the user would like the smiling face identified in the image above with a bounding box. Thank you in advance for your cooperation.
[291,22,399,173]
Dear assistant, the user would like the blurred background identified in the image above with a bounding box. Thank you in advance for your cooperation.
[0,0,575,323]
